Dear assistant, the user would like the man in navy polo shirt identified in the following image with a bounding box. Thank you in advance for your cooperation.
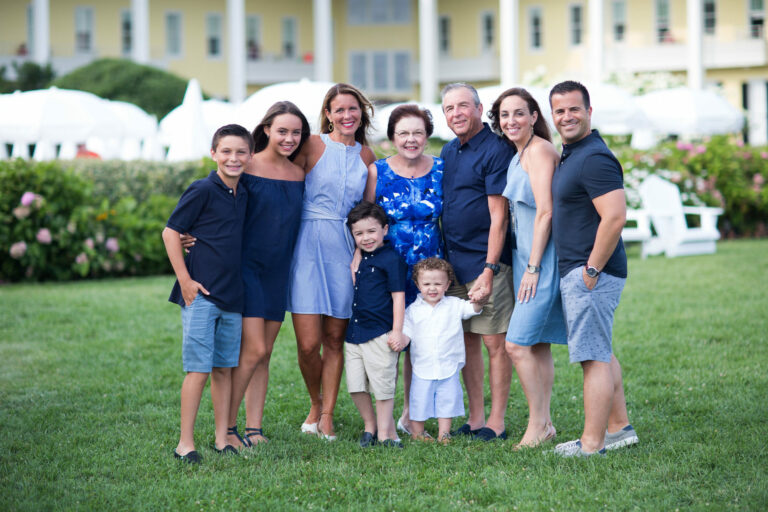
[439,83,516,441]
[548,81,638,457]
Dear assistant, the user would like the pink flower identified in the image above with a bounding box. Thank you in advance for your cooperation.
[761,152,768,159]
[13,206,30,219]
[75,252,88,265]
[9,241,27,259]
[736,140,745,147]
[754,174,765,187]
[85,238,95,250]
[676,141,693,151]
[67,222,76,234]
[36,228,52,244]
[105,237,119,253]
[695,145,706,154]
[20,191,36,206]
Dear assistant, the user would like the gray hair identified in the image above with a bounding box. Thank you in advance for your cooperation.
[440,82,481,107]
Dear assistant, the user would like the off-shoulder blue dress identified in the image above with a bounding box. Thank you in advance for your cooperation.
[241,174,304,321]
[287,134,368,318]
[502,153,567,346]
[375,156,444,306]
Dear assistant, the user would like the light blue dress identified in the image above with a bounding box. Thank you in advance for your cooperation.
[287,134,368,318]
[502,153,567,346]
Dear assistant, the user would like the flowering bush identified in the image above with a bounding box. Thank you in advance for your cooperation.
[1,158,209,282]
[615,135,768,237]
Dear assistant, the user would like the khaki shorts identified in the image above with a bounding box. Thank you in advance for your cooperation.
[344,333,398,400]
[447,263,514,335]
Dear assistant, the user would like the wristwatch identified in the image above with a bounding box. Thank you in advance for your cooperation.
[484,262,500,276]
[526,264,541,274]
[585,265,600,278]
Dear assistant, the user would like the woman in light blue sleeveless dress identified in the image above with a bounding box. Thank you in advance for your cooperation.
[489,87,566,448]
[288,84,377,440]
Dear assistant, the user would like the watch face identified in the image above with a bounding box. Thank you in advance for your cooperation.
[586,267,599,278]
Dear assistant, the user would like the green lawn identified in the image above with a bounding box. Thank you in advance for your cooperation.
[1,239,767,511]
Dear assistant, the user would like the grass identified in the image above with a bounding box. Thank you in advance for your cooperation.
[1,239,767,511]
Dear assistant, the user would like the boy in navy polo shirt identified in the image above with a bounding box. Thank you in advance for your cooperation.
[345,201,408,448]
[162,124,253,463]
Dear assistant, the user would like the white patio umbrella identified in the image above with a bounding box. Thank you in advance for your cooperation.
[163,79,211,162]
[0,87,122,145]
[238,79,336,132]
[635,87,744,137]
[159,96,239,159]
[584,82,650,136]
[370,102,453,142]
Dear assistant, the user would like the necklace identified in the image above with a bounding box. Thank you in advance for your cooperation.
[519,132,535,161]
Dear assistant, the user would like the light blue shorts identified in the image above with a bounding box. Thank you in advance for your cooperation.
[181,294,242,373]
[409,370,465,421]
[560,266,625,363]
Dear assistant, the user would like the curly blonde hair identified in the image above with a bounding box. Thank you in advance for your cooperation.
[411,257,456,286]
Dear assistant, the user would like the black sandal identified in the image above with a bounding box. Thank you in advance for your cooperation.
[227,425,251,448]
[245,427,269,444]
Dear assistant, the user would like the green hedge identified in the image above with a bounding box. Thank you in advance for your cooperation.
[1,159,210,282]
[616,135,768,237]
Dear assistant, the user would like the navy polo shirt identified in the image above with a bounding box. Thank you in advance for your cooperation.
[552,130,627,279]
[440,123,516,284]
[346,243,407,344]
[167,170,248,313]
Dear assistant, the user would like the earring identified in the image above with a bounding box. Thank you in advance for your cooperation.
[328,122,334,133]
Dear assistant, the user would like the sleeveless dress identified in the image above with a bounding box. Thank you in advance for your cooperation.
[241,173,304,321]
[375,156,444,306]
[287,134,368,318]
[502,153,567,346]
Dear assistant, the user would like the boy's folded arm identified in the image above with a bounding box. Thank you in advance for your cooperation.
[162,226,209,305]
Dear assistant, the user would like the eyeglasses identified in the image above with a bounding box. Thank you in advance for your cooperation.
[394,130,427,139]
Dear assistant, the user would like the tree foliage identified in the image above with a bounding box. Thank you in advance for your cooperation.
[53,58,198,119]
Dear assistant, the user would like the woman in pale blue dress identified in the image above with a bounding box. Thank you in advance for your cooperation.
[287,84,377,440]
[489,88,567,448]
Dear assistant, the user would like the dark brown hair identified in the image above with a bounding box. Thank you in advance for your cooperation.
[319,83,373,146]
[387,104,434,141]
[549,80,591,110]
[487,88,551,144]
[211,124,254,152]
[252,101,310,161]
[412,257,456,286]
[346,200,388,229]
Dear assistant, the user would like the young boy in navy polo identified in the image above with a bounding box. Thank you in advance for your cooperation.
[162,124,253,463]
[345,201,408,448]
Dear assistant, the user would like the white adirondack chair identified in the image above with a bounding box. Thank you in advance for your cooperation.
[622,208,653,259]
[638,175,723,257]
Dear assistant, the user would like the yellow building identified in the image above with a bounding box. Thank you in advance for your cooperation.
[1,1,767,141]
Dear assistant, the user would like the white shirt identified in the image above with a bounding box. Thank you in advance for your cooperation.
[403,294,480,380]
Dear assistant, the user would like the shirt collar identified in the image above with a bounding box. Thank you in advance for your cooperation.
[361,241,390,257]
[457,123,493,150]
[208,169,242,194]
[413,293,446,308]
[561,129,601,159]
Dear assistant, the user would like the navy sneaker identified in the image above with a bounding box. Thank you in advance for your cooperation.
[450,423,481,437]
[359,431,377,448]
[472,427,508,442]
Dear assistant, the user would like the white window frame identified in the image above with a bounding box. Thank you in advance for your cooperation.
[282,16,298,59]
[348,50,412,94]
[26,4,35,55]
[206,12,223,59]
[569,3,583,46]
[480,10,495,53]
[120,9,132,56]
[703,0,716,35]
[246,15,262,60]
[749,0,765,38]
[528,6,543,52]
[347,0,412,25]
[655,0,671,43]
[612,0,626,42]
[165,11,183,58]
[75,6,95,54]
[438,15,451,56]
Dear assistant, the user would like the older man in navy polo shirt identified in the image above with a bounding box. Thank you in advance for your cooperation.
[439,83,516,441]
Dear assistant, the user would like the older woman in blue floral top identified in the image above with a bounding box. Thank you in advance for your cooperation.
[364,104,444,435]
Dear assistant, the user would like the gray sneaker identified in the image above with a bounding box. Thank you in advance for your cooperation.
[552,439,606,458]
[604,424,639,450]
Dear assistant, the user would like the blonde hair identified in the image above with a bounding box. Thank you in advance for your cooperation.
[412,257,456,286]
